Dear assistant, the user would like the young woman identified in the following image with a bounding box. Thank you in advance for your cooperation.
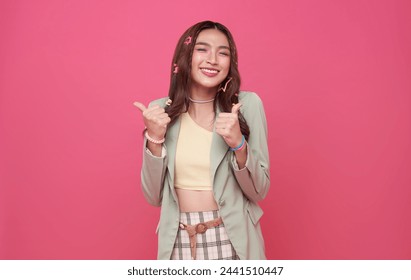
[134,21,270,260]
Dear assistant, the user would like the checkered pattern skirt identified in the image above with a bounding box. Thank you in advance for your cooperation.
[171,210,240,260]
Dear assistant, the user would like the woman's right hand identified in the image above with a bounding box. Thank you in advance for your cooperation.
[133,102,171,141]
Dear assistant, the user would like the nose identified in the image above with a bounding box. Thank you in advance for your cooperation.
[206,51,218,65]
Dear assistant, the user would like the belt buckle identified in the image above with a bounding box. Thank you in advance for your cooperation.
[195,222,208,234]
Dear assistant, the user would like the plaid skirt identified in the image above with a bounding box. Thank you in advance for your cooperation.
[171,210,240,260]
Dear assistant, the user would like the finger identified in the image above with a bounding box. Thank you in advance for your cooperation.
[217,112,234,118]
[215,124,231,132]
[231,103,242,114]
[160,117,171,127]
[215,128,230,138]
[144,107,164,119]
[214,127,226,136]
[216,115,236,126]
[145,106,164,116]
[157,113,170,120]
[214,118,228,126]
[214,123,226,129]
[133,102,147,112]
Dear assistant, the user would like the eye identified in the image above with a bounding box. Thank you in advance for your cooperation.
[220,52,230,56]
[196,48,207,52]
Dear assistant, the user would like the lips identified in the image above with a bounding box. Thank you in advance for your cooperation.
[200,67,219,77]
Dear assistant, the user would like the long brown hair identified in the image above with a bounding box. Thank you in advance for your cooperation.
[166,21,250,139]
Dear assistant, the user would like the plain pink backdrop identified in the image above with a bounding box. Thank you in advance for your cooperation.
[1,0,410,259]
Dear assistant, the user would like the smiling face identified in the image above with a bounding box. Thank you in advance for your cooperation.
[190,28,231,96]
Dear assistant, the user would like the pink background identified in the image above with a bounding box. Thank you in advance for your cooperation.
[1,0,410,259]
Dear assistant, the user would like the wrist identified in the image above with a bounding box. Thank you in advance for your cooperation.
[230,135,246,151]
[145,130,165,144]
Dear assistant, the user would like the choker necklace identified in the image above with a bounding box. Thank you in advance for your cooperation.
[188,97,215,104]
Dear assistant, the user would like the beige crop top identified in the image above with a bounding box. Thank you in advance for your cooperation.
[174,112,213,191]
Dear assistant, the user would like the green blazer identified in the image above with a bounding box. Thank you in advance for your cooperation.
[140,91,270,259]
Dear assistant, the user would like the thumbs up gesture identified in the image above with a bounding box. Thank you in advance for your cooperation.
[215,103,243,149]
[133,101,171,141]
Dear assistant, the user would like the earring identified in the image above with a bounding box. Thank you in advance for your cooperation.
[220,77,232,93]
[173,63,179,74]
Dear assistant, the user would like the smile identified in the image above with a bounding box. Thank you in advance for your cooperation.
[201,68,219,73]
[200,68,219,76]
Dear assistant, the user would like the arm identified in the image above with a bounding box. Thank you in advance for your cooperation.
[141,138,168,206]
[231,92,270,203]
[135,98,170,207]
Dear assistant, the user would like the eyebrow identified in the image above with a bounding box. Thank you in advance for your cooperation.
[195,41,230,50]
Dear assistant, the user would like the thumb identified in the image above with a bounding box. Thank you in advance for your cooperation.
[231,103,242,114]
[133,101,147,112]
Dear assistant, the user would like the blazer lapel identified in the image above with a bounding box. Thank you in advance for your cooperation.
[210,106,229,183]
[165,116,181,202]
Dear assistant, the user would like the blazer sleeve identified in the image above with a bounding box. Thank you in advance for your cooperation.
[231,92,270,203]
[140,99,169,207]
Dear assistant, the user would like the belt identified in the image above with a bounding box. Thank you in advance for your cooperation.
[179,217,223,260]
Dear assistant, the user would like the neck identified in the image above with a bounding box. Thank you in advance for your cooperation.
[188,95,215,118]
[188,85,218,115]
[189,96,215,104]
[189,84,218,102]
[188,99,215,113]
[188,102,215,129]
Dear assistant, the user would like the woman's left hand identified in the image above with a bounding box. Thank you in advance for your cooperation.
[215,103,243,148]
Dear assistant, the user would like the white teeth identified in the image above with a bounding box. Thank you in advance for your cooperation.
[201,68,218,74]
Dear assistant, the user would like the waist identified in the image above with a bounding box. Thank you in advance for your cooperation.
[175,188,218,212]
[174,184,212,191]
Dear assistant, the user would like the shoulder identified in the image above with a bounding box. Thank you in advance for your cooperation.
[149,97,169,107]
[238,91,268,134]
[238,91,265,112]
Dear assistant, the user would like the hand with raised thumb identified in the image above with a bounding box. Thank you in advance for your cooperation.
[133,101,171,141]
[215,103,243,148]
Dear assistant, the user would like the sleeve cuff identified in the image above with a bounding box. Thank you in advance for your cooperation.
[231,143,249,171]
[145,146,166,158]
